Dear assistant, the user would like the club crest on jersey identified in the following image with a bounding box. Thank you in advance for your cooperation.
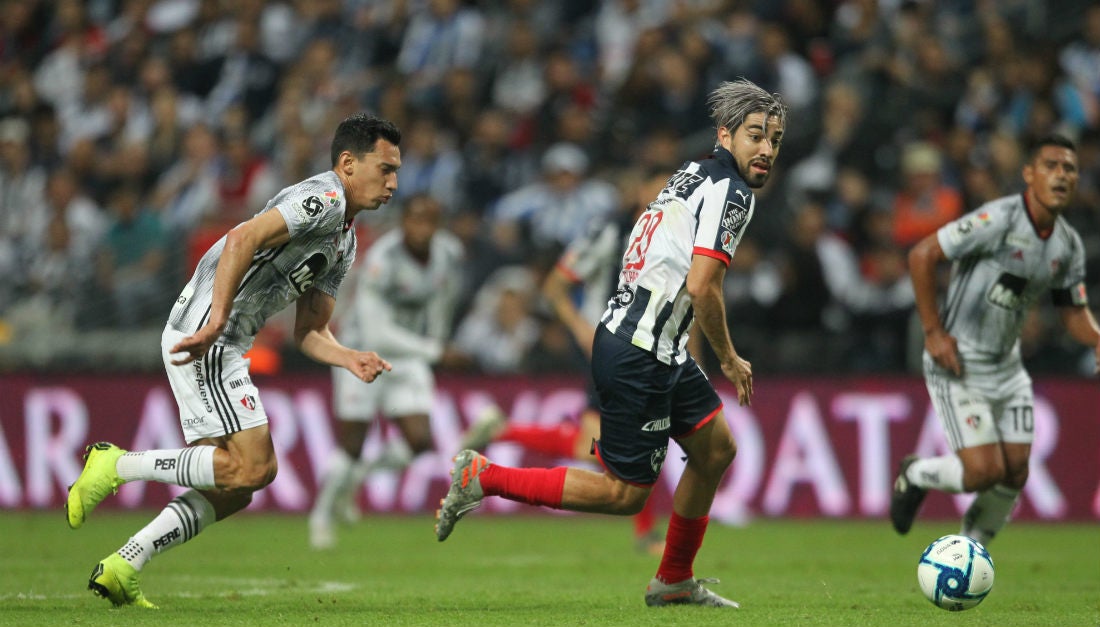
[965,415,981,430]
[324,190,339,206]
[240,395,257,411]
[650,446,667,475]
[614,286,635,306]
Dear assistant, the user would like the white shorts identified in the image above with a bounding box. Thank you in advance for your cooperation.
[332,358,434,421]
[922,351,1034,451]
[162,327,268,444]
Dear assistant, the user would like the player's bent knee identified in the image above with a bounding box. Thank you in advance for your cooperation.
[964,465,1006,492]
[605,480,648,516]
[1004,464,1028,490]
[224,458,278,492]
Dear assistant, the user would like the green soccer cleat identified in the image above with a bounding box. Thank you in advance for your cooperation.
[644,576,740,608]
[66,442,126,530]
[434,449,488,542]
[88,553,157,609]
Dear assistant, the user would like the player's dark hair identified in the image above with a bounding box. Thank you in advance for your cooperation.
[1027,134,1076,162]
[330,114,401,167]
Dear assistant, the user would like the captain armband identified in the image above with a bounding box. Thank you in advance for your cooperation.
[1051,282,1089,307]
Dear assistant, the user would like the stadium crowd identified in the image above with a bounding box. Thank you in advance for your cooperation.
[0,0,1097,376]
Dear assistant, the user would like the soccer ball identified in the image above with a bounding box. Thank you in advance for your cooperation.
[917,534,995,611]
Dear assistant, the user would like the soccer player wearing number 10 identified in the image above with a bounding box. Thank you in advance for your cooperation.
[891,134,1100,545]
[435,78,787,608]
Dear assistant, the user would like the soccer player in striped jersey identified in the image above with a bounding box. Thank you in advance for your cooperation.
[459,169,670,555]
[65,114,402,608]
[436,79,787,608]
[891,134,1100,545]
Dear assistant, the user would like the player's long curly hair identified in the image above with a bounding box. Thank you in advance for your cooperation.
[707,78,788,138]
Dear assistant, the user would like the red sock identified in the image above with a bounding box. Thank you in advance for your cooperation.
[498,423,579,458]
[479,464,567,508]
[655,513,709,584]
[633,497,656,537]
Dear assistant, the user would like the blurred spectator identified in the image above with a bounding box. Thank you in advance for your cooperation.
[489,20,546,116]
[0,0,1094,375]
[491,142,618,255]
[453,265,541,374]
[92,185,170,328]
[0,118,46,251]
[150,122,221,237]
[204,17,279,123]
[891,141,964,249]
[593,0,668,92]
[396,0,485,108]
[216,127,279,228]
[459,108,537,214]
[1059,4,1100,131]
[392,114,465,213]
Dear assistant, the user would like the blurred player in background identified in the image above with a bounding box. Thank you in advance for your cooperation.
[892,134,1100,545]
[461,168,670,555]
[65,114,401,608]
[310,193,469,549]
[436,78,787,608]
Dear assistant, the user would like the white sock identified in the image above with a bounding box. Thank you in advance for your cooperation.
[907,454,964,493]
[363,443,413,474]
[961,484,1020,546]
[116,447,217,489]
[118,490,217,570]
[311,449,355,523]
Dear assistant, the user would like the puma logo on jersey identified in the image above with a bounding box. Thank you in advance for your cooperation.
[734,188,749,203]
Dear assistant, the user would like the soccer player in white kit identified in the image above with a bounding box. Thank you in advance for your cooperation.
[435,79,787,608]
[891,134,1100,545]
[65,114,402,608]
[309,193,468,549]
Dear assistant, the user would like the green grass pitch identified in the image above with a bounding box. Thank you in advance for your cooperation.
[1,511,1096,626]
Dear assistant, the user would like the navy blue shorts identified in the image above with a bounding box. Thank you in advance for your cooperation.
[590,325,723,486]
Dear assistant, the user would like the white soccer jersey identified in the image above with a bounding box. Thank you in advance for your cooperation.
[936,193,1090,359]
[556,217,627,325]
[168,171,357,351]
[601,147,756,365]
[337,226,464,360]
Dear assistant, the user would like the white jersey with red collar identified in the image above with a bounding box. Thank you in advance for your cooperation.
[936,193,1089,361]
[600,147,756,365]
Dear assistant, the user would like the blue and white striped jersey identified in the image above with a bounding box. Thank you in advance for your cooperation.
[168,170,357,351]
[600,147,756,365]
[936,193,1089,359]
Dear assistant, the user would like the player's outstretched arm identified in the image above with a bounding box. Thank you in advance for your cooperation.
[295,288,392,381]
[171,210,292,365]
[908,233,961,376]
[1059,304,1100,374]
[687,254,752,406]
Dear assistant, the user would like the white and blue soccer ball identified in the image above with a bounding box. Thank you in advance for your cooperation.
[917,534,995,611]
